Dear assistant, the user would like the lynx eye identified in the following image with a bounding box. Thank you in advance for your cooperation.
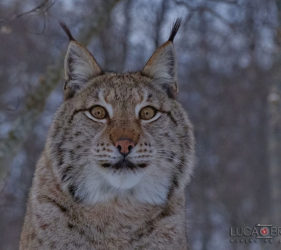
[90,105,107,120]
[139,106,157,120]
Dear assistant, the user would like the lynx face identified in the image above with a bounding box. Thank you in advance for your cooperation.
[47,20,194,205]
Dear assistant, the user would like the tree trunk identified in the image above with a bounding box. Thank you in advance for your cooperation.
[268,83,281,223]
[268,0,281,224]
[0,0,121,190]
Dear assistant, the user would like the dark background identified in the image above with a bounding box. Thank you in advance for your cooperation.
[0,0,281,249]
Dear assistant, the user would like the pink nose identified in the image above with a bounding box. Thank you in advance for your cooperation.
[115,138,135,155]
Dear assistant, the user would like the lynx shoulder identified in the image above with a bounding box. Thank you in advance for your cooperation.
[20,19,195,250]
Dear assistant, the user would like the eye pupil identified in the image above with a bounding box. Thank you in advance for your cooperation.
[90,106,107,119]
[139,106,157,120]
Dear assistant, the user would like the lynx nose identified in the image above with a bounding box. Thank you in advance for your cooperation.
[115,138,135,156]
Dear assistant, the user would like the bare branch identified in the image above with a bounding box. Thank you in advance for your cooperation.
[207,0,238,4]
[0,0,56,24]
[154,0,169,47]
[0,0,122,190]
[121,0,133,71]
[199,5,235,30]
[173,0,236,30]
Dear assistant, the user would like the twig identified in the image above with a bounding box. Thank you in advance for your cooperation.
[0,0,122,191]
[154,0,169,47]
[207,0,238,4]
[0,0,56,24]
[173,0,236,30]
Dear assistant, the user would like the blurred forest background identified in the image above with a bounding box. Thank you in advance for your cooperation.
[0,0,281,249]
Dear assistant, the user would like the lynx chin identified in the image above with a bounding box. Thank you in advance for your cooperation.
[20,18,195,250]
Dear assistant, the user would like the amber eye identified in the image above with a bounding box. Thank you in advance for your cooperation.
[90,106,107,119]
[139,106,157,120]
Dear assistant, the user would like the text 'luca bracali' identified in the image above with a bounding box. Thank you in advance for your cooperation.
[229,224,281,244]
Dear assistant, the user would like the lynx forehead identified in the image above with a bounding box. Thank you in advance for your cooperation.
[20,19,195,250]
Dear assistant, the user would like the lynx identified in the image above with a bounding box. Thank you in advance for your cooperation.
[20,19,195,250]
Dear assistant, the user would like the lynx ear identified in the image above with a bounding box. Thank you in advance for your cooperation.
[60,22,102,99]
[142,18,181,98]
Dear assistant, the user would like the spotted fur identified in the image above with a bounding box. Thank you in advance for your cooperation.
[20,20,195,250]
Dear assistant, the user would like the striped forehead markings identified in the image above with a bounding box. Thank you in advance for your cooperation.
[100,88,150,119]
[98,90,113,118]
[135,90,148,118]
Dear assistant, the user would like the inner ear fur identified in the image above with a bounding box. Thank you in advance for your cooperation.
[142,18,181,98]
[63,41,102,99]
[60,22,102,100]
[142,41,178,98]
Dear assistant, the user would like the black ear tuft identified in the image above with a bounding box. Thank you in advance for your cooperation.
[59,21,75,41]
[142,19,182,99]
[168,18,182,42]
[62,25,102,100]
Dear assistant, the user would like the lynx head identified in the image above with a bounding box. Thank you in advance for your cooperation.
[47,19,194,205]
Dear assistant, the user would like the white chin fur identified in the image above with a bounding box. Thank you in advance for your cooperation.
[78,163,170,205]
[101,170,144,190]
